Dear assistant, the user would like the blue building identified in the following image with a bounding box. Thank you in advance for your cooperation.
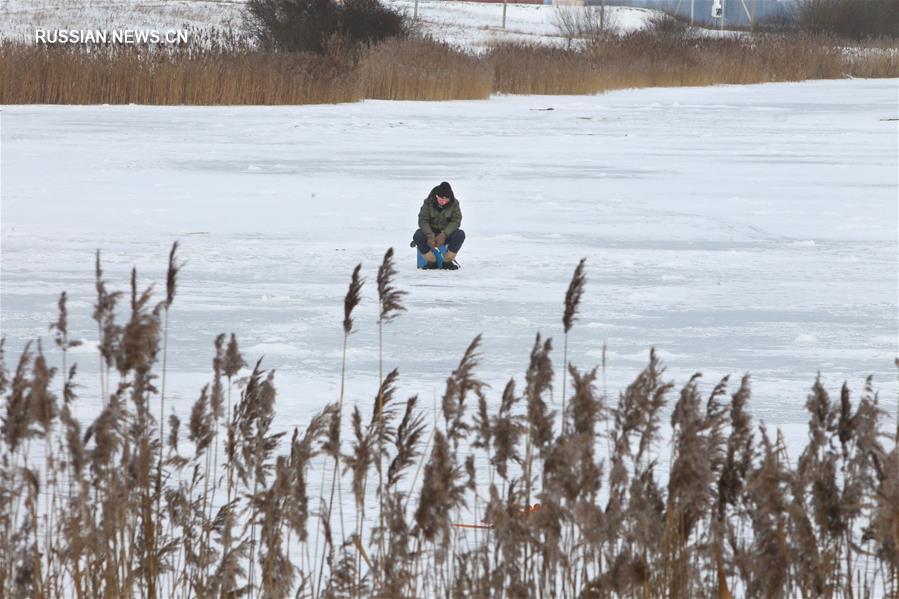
[601,0,795,27]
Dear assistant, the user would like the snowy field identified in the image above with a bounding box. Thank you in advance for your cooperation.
[0,0,248,42]
[390,0,655,48]
[2,78,897,452]
[0,0,656,47]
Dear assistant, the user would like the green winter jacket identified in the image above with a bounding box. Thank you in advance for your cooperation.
[418,196,462,237]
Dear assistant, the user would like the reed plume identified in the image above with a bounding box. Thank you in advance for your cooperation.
[491,379,522,482]
[0,339,8,397]
[343,264,364,337]
[377,247,407,326]
[561,258,586,433]
[92,251,123,404]
[414,430,465,548]
[441,335,485,449]
[387,396,426,490]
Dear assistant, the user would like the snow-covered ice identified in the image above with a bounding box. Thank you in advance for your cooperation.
[1,79,897,444]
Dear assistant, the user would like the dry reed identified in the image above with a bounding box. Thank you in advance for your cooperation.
[3,29,895,105]
[359,37,493,101]
[0,42,362,105]
[488,32,897,95]
[0,246,896,598]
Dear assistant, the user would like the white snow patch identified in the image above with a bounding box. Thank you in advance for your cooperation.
[246,343,306,356]
[68,339,100,354]
[260,294,292,303]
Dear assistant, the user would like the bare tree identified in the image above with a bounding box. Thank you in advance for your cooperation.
[552,0,615,47]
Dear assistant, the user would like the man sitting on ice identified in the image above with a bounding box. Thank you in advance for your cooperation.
[412,181,465,270]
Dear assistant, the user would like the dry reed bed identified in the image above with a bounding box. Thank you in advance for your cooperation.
[360,37,492,101]
[488,33,894,95]
[1,32,896,104]
[0,43,361,105]
[1,245,897,598]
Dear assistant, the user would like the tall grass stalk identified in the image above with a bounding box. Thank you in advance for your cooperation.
[370,247,406,586]
[154,242,180,584]
[561,258,586,433]
[316,264,363,597]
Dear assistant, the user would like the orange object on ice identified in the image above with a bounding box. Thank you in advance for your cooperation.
[452,503,541,530]
[451,522,494,530]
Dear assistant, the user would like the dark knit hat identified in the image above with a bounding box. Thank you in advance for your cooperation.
[433,181,454,200]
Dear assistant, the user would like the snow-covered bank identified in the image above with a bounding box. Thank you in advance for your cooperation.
[2,78,896,438]
[0,0,247,43]
[392,0,655,48]
[0,0,658,47]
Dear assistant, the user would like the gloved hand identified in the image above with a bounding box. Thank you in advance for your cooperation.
[426,233,437,249]
[435,232,447,247]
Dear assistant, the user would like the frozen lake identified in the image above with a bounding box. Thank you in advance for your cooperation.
[2,78,897,440]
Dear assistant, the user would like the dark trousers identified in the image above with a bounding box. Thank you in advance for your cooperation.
[413,229,465,255]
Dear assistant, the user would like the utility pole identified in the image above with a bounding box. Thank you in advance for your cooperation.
[738,0,753,28]
[414,0,419,20]
[691,0,695,26]
[502,0,507,30]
